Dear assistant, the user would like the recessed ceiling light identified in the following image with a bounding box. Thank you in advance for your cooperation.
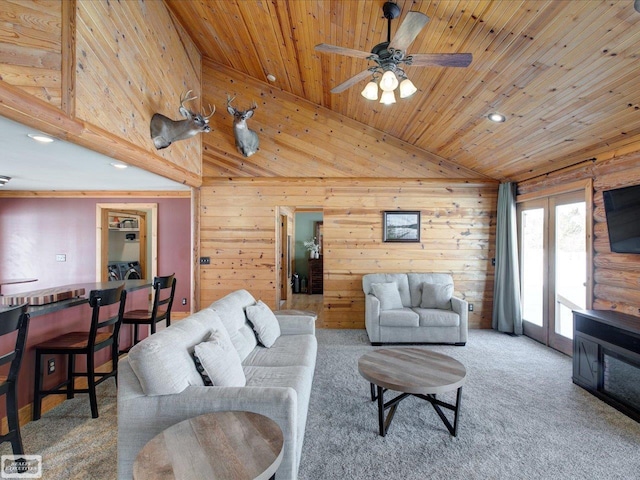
[27,133,54,143]
[488,113,506,123]
[267,74,276,82]
[110,162,128,169]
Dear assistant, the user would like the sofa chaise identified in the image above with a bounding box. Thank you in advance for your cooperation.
[117,289,317,480]
[363,273,468,345]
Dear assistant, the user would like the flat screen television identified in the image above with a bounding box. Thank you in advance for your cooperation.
[603,184,640,254]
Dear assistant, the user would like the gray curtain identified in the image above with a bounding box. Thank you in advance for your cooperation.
[492,182,523,334]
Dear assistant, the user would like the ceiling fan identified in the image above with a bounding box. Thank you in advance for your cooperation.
[315,2,472,103]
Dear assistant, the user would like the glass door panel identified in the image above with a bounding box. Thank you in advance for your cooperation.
[521,208,545,327]
[550,197,586,354]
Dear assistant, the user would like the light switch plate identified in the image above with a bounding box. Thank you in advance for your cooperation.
[56,254,66,262]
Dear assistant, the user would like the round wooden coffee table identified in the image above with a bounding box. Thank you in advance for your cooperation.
[358,348,466,437]
[133,411,284,480]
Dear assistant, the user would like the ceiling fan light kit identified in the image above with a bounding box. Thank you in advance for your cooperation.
[361,81,379,101]
[316,2,472,104]
[380,90,397,105]
[399,78,417,98]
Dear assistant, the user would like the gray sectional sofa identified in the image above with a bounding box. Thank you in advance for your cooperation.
[363,273,468,345]
[117,289,317,480]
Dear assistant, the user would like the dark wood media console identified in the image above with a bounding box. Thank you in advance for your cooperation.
[573,309,640,422]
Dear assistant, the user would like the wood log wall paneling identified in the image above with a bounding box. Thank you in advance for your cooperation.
[0,0,62,107]
[201,60,488,180]
[200,178,498,329]
[75,0,202,176]
[519,151,640,320]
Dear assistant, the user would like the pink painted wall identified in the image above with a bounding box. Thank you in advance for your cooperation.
[0,196,191,416]
[0,196,191,311]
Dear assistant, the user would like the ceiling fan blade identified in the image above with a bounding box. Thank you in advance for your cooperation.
[330,69,373,94]
[409,53,473,68]
[389,11,430,51]
[315,43,374,60]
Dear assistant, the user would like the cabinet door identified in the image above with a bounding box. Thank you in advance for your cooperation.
[573,335,599,389]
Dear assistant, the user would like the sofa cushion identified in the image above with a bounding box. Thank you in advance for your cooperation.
[407,273,454,308]
[246,300,281,348]
[208,289,258,361]
[379,308,420,327]
[420,282,453,310]
[371,282,404,311]
[363,274,411,306]
[413,308,460,327]
[128,308,227,395]
[193,330,246,387]
[243,334,317,368]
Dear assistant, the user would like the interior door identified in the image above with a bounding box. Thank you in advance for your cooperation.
[518,192,587,355]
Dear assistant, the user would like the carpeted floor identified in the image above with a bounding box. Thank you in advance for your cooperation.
[4,329,640,479]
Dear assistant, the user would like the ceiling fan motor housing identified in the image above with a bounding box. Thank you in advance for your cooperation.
[382,2,401,20]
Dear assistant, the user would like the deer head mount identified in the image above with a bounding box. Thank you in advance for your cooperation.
[150,90,215,149]
[227,95,259,157]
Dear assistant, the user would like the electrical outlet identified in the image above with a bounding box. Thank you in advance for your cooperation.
[491,258,496,266]
[56,254,66,262]
[199,257,211,265]
[47,358,56,374]
[468,303,474,312]
[182,298,187,306]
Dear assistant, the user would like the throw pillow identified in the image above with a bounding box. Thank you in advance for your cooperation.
[246,300,281,348]
[421,282,454,310]
[371,282,404,311]
[193,330,246,387]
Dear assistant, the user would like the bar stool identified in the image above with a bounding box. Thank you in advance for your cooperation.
[120,274,176,352]
[33,285,126,420]
[0,304,30,455]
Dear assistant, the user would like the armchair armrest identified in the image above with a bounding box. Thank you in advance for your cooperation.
[451,296,469,343]
[364,294,381,343]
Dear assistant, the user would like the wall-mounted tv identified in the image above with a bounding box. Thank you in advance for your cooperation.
[603,184,640,254]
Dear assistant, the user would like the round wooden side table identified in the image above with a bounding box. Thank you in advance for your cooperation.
[133,411,284,480]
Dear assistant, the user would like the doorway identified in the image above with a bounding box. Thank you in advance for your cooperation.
[517,188,590,355]
[96,203,158,282]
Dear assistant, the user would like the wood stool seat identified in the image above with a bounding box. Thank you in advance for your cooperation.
[34,331,113,350]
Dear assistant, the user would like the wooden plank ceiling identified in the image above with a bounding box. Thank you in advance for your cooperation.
[166,0,640,183]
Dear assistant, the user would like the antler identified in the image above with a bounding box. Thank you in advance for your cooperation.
[180,90,198,109]
[250,101,258,111]
[203,104,215,119]
[226,94,236,107]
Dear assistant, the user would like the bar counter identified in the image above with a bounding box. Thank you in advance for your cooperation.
[0,280,152,316]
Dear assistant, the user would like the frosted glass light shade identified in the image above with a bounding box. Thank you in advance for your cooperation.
[361,81,379,100]
[399,78,417,98]
[379,90,396,105]
[379,70,399,92]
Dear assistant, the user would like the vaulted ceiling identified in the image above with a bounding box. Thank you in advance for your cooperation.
[166,0,640,182]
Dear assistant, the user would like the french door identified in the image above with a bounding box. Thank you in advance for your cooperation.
[517,191,588,355]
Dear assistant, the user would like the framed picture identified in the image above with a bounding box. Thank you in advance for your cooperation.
[383,211,421,242]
